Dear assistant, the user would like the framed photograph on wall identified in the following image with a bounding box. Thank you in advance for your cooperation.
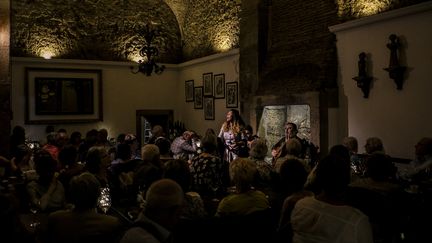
[194,86,203,109]
[185,80,194,102]
[213,73,225,99]
[226,82,238,108]
[203,72,213,96]
[204,97,215,120]
[25,68,103,124]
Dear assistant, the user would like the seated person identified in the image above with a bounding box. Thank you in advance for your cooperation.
[154,137,173,163]
[343,136,366,176]
[347,154,407,243]
[404,137,432,181]
[170,131,197,161]
[147,125,165,145]
[291,154,373,243]
[215,158,269,217]
[121,179,184,243]
[57,145,84,200]
[46,172,122,243]
[9,144,37,181]
[350,153,400,194]
[133,144,163,199]
[27,149,65,213]
[214,158,274,243]
[248,138,273,187]
[163,159,207,220]
[189,133,229,198]
[278,158,314,241]
[274,139,308,173]
[272,122,303,163]
[364,137,385,155]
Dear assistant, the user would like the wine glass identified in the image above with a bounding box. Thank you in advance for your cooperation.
[98,187,112,214]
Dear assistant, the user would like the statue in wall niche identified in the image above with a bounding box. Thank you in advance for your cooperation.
[384,34,406,90]
[353,52,373,98]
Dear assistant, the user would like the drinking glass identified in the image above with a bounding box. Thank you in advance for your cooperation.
[98,187,112,214]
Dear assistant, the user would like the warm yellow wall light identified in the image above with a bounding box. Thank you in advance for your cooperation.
[214,35,233,52]
[356,0,391,16]
[40,50,55,59]
[33,45,59,59]
[129,54,142,63]
[338,0,391,18]
[212,22,238,52]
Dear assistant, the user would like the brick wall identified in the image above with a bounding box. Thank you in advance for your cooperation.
[259,0,339,95]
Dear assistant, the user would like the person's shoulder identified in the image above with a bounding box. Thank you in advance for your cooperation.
[121,226,159,243]
[48,209,72,220]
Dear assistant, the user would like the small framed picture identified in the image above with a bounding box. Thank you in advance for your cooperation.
[185,80,194,102]
[194,86,203,109]
[203,72,213,96]
[226,82,238,108]
[213,74,225,99]
[204,97,215,120]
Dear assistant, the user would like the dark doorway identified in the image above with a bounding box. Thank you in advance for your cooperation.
[136,110,173,147]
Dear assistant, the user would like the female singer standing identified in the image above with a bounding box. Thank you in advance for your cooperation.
[218,109,246,162]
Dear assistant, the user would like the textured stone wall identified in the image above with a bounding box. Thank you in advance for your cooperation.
[10,0,241,63]
[180,0,240,60]
[11,0,182,63]
[337,0,430,19]
[0,0,11,157]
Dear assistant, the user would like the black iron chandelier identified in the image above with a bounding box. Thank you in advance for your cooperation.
[131,23,165,76]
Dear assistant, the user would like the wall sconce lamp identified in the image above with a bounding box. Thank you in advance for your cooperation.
[384,34,406,90]
[131,23,165,76]
[353,52,373,98]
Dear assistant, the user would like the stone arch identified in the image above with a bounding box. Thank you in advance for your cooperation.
[11,0,182,63]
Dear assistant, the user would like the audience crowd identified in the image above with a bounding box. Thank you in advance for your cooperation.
[1,118,432,243]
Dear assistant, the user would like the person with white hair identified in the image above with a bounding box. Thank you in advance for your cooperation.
[121,179,184,243]
[133,144,163,198]
[170,131,197,161]
[404,137,432,180]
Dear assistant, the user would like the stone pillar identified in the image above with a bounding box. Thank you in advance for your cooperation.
[239,0,268,129]
[0,0,11,157]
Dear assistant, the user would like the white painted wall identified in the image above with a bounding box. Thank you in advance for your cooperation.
[330,2,432,159]
[11,49,239,142]
[177,49,239,136]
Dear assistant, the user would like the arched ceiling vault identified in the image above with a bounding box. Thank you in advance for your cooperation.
[11,0,241,63]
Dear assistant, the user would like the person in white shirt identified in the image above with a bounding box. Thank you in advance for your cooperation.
[405,137,432,180]
[291,153,373,243]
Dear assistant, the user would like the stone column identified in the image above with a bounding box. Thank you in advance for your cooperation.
[239,0,268,129]
[0,0,11,157]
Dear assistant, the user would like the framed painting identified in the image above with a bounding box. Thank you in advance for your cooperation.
[185,80,194,102]
[213,73,225,99]
[226,82,238,108]
[194,86,203,109]
[203,72,213,96]
[25,68,103,124]
[204,97,215,120]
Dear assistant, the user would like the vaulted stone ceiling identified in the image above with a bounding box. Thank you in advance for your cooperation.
[11,0,240,63]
